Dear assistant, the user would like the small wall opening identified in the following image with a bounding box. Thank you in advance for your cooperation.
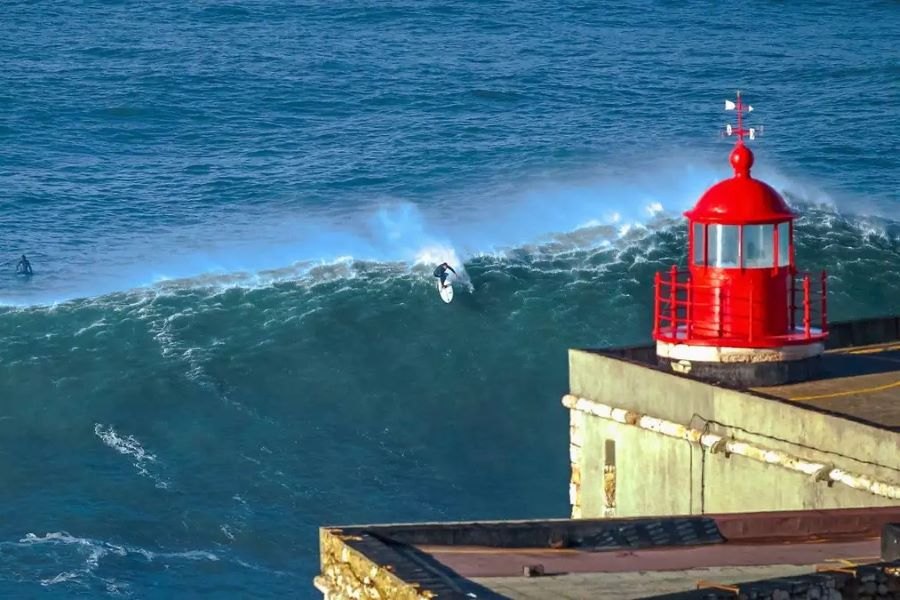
[604,439,616,514]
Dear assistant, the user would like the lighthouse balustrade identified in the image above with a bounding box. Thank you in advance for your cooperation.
[654,268,828,347]
[789,270,829,338]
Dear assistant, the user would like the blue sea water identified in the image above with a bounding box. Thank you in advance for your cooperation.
[1,0,898,596]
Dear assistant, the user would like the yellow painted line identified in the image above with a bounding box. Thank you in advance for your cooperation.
[829,556,881,566]
[790,379,900,401]
[847,344,900,355]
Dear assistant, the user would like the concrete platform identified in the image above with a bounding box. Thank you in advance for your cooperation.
[473,565,832,600]
[316,508,900,599]
[441,539,879,599]
[423,538,881,578]
[753,342,900,429]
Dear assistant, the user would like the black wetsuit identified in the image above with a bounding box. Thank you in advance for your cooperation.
[433,264,455,286]
[16,257,32,275]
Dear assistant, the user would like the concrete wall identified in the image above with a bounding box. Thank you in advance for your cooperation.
[567,349,900,518]
[826,316,900,349]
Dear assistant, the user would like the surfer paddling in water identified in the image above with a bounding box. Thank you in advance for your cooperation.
[15,255,33,275]
[433,262,456,288]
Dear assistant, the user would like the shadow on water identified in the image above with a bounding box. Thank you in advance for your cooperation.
[449,284,484,313]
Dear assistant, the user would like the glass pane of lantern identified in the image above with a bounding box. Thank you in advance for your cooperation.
[709,224,739,268]
[742,224,774,268]
[778,222,791,266]
[693,223,704,265]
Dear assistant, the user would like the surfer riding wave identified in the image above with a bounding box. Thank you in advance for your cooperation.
[433,262,456,288]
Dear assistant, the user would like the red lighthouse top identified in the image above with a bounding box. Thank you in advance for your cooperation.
[685,92,794,225]
[652,91,828,355]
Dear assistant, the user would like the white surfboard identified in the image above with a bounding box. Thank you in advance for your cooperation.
[437,279,454,303]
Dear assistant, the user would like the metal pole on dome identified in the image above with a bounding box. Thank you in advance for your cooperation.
[724,91,756,142]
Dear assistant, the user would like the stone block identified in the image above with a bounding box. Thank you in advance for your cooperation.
[882,523,900,561]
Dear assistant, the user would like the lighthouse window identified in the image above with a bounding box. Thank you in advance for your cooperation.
[778,222,791,266]
[708,224,740,268]
[742,224,775,268]
[692,223,705,265]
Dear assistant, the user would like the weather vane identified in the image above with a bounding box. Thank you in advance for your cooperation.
[724,91,761,141]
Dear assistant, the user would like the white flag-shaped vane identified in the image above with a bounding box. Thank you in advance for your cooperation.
[725,99,754,112]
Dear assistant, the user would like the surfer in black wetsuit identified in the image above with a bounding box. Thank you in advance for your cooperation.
[15,255,32,275]
[433,262,456,288]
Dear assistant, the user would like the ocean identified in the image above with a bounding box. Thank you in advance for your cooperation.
[1,1,898,597]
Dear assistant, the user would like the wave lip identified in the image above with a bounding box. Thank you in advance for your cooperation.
[2,176,896,309]
[0,159,722,305]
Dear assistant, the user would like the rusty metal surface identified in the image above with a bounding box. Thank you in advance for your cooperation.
[342,516,724,551]
[417,539,880,578]
[474,565,829,600]
[711,506,900,542]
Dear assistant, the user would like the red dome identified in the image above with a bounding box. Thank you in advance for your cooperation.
[684,143,794,224]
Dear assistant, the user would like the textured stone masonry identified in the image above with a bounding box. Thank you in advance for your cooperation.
[315,529,434,600]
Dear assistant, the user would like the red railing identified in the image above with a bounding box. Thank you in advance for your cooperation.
[653,266,828,348]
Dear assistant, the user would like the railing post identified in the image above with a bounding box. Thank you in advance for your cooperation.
[821,270,828,333]
[687,273,693,338]
[669,265,678,338]
[748,280,753,344]
[789,275,796,332]
[803,275,811,338]
[653,272,661,338]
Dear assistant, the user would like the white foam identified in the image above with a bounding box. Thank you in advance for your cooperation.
[74,318,107,337]
[41,571,81,586]
[16,529,219,590]
[93,424,169,489]
[164,550,219,561]
[19,532,126,588]
[576,218,603,229]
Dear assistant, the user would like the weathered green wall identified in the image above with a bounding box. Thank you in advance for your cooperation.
[580,415,696,517]
[568,349,900,518]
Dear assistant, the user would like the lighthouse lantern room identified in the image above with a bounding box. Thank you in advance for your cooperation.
[653,92,828,387]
